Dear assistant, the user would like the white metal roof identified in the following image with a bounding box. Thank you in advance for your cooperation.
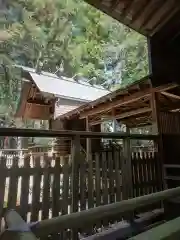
[18,65,110,102]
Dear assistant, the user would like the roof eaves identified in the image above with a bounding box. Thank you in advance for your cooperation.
[56,74,152,120]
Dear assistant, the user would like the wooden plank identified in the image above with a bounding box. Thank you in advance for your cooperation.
[52,154,61,217]
[95,153,101,207]
[42,154,51,220]
[102,152,108,205]
[61,156,70,240]
[71,135,81,239]
[62,156,69,215]
[71,135,80,213]
[7,156,19,209]
[132,153,139,198]
[138,152,144,196]
[20,154,30,221]
[147,153,153,194]
[150,152,157,192]
[114,150,121,202]
[80,158,86,211]
[88,153,94,209]
[122,134,133,200]
[142,152,148,195]
[0,157,7,219]
[31,155,41,222]
[108,151,115,204]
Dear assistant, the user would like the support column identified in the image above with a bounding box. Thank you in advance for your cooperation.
[122,126,133,201]
[150,91,159,134]
[86,117,91,161]
[71,135,81,239]
[150,91,164,191]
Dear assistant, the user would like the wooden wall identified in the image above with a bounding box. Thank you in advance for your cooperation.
[149,10,180,87]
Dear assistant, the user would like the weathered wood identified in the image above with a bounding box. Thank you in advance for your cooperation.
[95,153,101,207]
[62,156,69,215]
[114,150,121,202]
[42,154,51,220]
[71,135,81,213]
[102,152,108,205]
[0,127,158,140]
[122,130,133,200]
[89,107,151,125]
[108,151,115,204]
[86,116,91,162]
[79,84,177,119]
[20,155,30,220]
[0,157,6,219]
[88,153,94,209]
[132,153,139,197]
[137,152,144,196]
[80,159,86,211]
[71,135,81,239]
[32,187,180,237]
[52,154,61,217]
[31,155,41,222]
[7,156,19,209]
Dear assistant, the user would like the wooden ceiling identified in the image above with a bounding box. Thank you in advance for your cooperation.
[85,0,180,36]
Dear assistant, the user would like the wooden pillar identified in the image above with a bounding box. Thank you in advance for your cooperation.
[150,91,164,191]
[86,117,91,161]
[150,91,159,134]
[122,126,133,200]
[71,135,81,239]
[122,126,133,221]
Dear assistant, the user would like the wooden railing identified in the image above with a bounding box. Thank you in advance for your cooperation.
[2,187,180,240]
[0,128,161,239]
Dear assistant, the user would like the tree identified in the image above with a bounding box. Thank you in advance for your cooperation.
[0,0,148,122]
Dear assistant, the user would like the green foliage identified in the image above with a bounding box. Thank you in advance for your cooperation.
[0,0,148,124]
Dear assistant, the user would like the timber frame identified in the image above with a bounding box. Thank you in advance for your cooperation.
[57,76,180,129]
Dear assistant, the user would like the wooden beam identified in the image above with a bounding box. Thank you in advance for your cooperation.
[80,92,151,119]
[79,84,178,119]
[0,127,158,140]
[32,186,180,237]
[161,91,180,100]
[89,107,151,126]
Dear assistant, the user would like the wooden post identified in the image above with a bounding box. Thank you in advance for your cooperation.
[122,127,133,200]
[150,91,164,192]
[86,117,91,161]
[71,135,81,239]
[150,91,159,134]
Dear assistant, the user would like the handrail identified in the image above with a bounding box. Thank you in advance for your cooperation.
[32,186,180,237]
[0,127,158,139]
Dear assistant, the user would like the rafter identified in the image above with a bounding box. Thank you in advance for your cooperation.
[161,91,180,100]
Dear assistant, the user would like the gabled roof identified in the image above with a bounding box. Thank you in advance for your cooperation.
[17,65,110,102]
